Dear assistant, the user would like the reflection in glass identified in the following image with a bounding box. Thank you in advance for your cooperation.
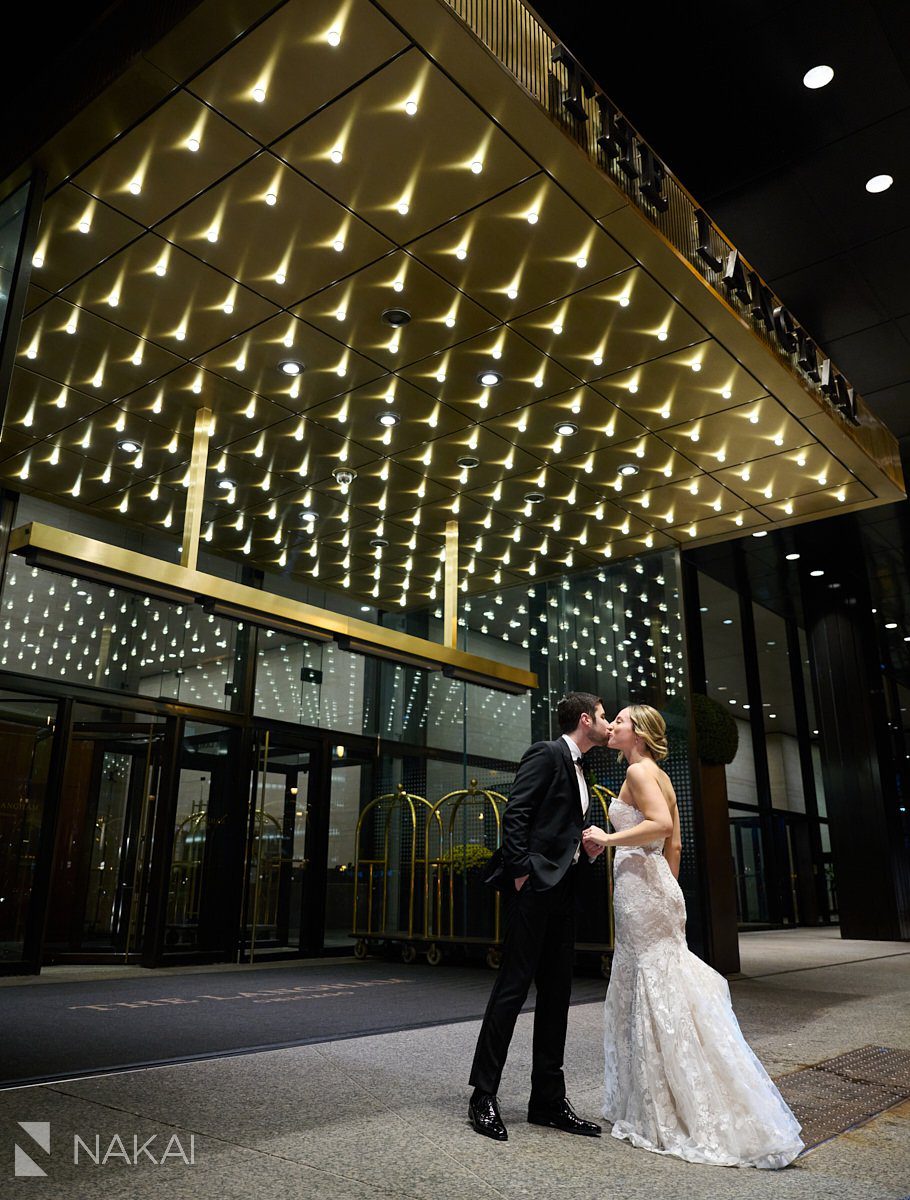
[729,808,768,924]
[167,722,236,953]
[0,693,56,963]
[753,604,805,813]
[0,563,238,709]
[45,709,165,955]
[242,734,312,957]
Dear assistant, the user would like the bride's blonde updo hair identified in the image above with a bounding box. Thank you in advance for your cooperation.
[627,704,669,761]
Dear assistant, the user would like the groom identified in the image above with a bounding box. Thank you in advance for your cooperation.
[468,692,611,1141]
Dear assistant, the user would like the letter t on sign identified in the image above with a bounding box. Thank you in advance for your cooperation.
[551,44,595,120]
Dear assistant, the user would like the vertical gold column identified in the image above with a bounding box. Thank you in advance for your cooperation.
[180,407,213,572]
[443,519,459,649]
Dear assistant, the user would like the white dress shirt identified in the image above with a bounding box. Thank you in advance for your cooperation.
[562,734,590,862]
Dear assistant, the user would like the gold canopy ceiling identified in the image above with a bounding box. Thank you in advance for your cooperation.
[1,0,902,610]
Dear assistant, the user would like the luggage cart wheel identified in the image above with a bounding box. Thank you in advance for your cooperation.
[401,943,417,964]
[354,939,368,960]
[600,953,612,980]
[485,946,502,970]
[426,943,442,966]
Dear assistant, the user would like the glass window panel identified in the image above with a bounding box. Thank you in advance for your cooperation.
[753,604,804,813]
[44,705,167,956]
[0,561,238,709]
[167,721,238,954]
[0,691,57,964]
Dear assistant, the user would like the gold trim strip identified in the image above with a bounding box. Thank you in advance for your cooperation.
[9,522,537,693]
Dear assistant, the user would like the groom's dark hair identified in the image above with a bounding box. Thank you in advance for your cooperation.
[556,692,602,734]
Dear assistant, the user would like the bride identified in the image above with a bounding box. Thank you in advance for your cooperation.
[581,705,804,1169]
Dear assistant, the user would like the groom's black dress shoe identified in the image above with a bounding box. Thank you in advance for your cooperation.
[468,1091,508,1141]
[527,1097,602,1137]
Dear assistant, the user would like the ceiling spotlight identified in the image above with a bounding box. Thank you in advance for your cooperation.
[477,370,502,387]
[404,98,418,116]
[470,160,484,174]
[333,468,356,486]
[554,421,578,436]
[786,552,800,561]
[752,530,768,538]
[377,412,400,427]
[523,491,545,504]
[369,536,390,548]
[278,359,304,376]
[117,439,142,455]
[456,455,480,469]
[381,308,411,327]
[809,569,824,577]
[217,478,236,491]
[299,508,318,522]
[617,463,639,477]
[865,174,894,194]
[803,65,834,89]
[330,147,343,164]
[326,28,341,46]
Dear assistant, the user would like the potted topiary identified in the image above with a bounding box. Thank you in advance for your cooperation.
[691,693,741,975]
[445,843,495,939]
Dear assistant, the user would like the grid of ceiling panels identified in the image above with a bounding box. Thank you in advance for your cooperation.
[0,0,876,608]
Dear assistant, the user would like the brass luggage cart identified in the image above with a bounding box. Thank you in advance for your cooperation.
[423,778,508,969]
[351,784,440,963]
[350,779,617,976]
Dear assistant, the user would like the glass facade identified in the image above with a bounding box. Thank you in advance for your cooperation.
[0,486,701,971]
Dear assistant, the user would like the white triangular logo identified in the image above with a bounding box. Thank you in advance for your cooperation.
[15,1122,50,1177]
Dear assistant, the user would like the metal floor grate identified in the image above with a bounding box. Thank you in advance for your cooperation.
[776,1045,910,1150]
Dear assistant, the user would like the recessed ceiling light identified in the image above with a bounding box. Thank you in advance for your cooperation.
[369,536,389,548]
[885,622,898,630]
[786,552,800,561]
[299,509,318,521]
[866,174,893,193]
[377,412,400,427]
[456,455,480,469]
[278,359,304,376]
[523,491,545,504]
[722,618,733,625]
[810,569,824,577]
[477,370,502,387]
[381,308,411,327]
[554,421,578,436]
[217,478,236,491]
[617,463,639,477]
[752,530,768,538]
[117,439,142,454]
[803,64,834,89]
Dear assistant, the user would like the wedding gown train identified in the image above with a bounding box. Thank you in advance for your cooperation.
[603,797,804,1169]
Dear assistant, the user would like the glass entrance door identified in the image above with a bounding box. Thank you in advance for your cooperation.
[241,731,319,961]
[43,707,167,959]
[0,691,59,971]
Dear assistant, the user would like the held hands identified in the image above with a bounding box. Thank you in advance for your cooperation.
[582,826,611,858]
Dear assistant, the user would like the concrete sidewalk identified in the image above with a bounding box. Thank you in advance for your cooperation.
[2,930,909,1199]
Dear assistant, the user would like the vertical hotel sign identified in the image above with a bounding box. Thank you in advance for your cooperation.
[545,43,859,427]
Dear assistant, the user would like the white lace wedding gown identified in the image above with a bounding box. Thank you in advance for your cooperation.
[603,797,804,1168]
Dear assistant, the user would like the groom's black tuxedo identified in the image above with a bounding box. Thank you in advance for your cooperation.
[485,737,594,892]
[470,735,593,1105]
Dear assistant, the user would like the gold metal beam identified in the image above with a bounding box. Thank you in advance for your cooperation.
[181,407,212,572]
[9,522,537,694]
[444,519,458,650]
